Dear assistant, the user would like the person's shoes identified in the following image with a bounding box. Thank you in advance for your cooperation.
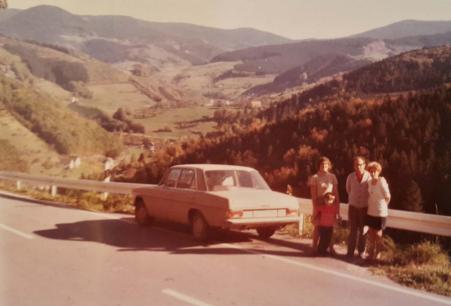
[329,246,337,257]
[363,226,369,236]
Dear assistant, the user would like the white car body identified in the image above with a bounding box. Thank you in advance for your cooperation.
[133,164,299,240]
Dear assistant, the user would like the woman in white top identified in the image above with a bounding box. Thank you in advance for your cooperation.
[365,161,391,262]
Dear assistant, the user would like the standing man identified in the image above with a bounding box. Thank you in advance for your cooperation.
[346,156,370,259]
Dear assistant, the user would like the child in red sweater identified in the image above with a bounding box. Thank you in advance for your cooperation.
[314,192,339,256]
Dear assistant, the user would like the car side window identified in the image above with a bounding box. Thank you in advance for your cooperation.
[177,169,196,189]
[165,169,181,187]
[222,175,235,186]
[206,170,237,190]
[237,171,253,188]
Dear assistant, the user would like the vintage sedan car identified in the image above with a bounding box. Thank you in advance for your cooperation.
[132,164,300,241]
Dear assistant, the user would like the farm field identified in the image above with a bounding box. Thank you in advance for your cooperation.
[135,106,229,139]
[85,83,155,115]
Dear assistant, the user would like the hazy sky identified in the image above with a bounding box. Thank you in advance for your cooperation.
[9,0,451,39]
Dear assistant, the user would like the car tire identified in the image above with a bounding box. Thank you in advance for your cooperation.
[191,212,209,242]
[256,227,276,239]
[135,199,152,226]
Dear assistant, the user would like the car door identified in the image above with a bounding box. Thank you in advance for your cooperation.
[166,168,198,223]
[151,168,181,220]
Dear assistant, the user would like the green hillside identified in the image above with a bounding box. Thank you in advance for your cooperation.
[0,109,65,175]
[0,76,122,156]
[0,139,29,172]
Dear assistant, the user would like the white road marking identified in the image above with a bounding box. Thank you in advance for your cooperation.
[221,243,451,305]
[162,288,212,306]
[0,223,33,240]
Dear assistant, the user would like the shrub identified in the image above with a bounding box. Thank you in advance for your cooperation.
[66,81,93,98]
[395,241,450,267]
[376,240,451,296]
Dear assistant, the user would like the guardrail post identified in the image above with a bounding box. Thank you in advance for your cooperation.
[101,192,109,201]
[16,180,22,190]
[51,185,57,197]
[298,213,304,236]
[101,175,111,201]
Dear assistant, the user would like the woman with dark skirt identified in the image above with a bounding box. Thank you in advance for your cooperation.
[365,161,391,262]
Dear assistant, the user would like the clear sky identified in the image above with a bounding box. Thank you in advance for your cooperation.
[9,0,451,39]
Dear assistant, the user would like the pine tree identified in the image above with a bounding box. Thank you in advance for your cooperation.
[399,178,423,212]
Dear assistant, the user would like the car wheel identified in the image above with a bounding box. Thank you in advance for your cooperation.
[135,199,152,226]
[256,227,276,239]
[191,212,209,242]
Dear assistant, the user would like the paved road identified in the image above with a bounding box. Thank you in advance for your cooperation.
[0,193,449,306]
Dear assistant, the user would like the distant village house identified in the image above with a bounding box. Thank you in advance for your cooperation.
[250,100,262,108]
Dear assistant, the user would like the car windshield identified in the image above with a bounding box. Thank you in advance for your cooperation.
[205,170,270,191]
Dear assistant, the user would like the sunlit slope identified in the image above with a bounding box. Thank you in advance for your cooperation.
[0,37,185,112]
[0,75,122,156]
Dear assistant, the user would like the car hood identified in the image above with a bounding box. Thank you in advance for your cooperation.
[211,188,299,210]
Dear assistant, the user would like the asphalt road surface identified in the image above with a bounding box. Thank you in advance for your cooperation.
[0,193,450,306]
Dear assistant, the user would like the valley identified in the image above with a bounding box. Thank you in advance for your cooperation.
[0,5,450,202]
[0,2,450,299]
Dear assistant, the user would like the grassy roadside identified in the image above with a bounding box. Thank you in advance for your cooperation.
[280,215,451,297]
[374,239,451,297]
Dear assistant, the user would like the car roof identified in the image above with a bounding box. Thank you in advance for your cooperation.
[171,164,256,172]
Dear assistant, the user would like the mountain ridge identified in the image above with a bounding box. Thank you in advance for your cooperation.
[352,19,451,39]
[0,5,291,65]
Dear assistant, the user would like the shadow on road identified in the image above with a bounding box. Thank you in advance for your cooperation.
[33,217,313,258]
[34,218,210,252]
[2,193,347,261]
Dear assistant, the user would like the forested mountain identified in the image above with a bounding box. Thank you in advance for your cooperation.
[212,30,451,97]
[211,37,378,74]
[120,46,451,217]
[243,55,370,96]
[352,20,451,39]
[0,5,290,65]
[175,88,450,216]
[259,46,451,122]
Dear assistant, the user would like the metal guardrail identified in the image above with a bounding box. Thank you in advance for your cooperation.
[0,171,151,194]
[0,171,450,237]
